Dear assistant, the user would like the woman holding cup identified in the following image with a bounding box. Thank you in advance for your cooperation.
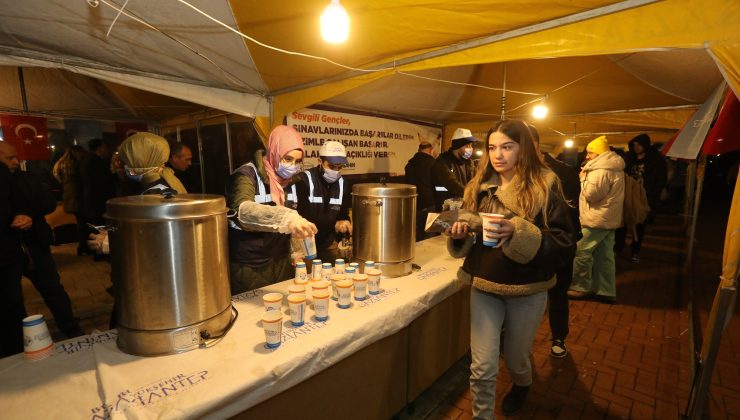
[445,119,576,417]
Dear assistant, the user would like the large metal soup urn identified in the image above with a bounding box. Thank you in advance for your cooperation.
[106,194,234,356]
[352,183,417,277]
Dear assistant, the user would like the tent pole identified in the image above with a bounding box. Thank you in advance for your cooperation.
[225,115,234,173]
[196,120,206,193]
[17,67,28,113]
[685,155,707,269]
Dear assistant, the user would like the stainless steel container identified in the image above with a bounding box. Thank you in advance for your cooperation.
[352,183,416,277]
[106,194,233,356]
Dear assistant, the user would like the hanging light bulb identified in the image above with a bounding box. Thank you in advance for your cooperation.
[532,102,548,120]
[564,139,574,148]
[321,0,350,44]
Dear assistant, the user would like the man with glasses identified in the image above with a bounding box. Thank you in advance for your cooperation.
[295,141,352,263]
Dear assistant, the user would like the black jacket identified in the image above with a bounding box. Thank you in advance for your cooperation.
[404,152,436,210]
[12,170,57,248]
[295,166,351,249]
[0,165,25,267]
[431,150,475,209]
[543,153,582,242]
[80,153,116,220]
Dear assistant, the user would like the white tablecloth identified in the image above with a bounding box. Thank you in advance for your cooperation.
[0,236,466,419]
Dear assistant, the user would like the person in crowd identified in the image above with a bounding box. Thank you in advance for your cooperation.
[52,145,88,255]
[528,124,582,359]
[614,134,667,263]
[0,142,85,339]
[226,125,317,294]
[0,160,29,357]
[86,132,188,328]
[432,128,478,210]
[445,119,576,417]
[568,136,625,303]
[664,157,687,214]
[405,141,437,241]
[79,139,116,255]
[295,140,351,262]
[166,142,195,192]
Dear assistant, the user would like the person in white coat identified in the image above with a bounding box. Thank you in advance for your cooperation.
[568,136,625,303]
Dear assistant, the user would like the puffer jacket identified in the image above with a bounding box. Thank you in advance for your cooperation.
[448,170,577,296]
[579,151,625,229]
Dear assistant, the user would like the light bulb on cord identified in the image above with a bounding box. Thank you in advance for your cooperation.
[532,103,548,120]
[321,0,350,44]
[564,139,574,148]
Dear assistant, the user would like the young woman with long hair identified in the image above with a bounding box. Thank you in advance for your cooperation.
[446,119,577,417]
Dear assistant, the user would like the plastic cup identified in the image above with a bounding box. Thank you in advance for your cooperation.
[302,236,317,260]
[312,291,330,321]
[312,259,323,280]
[295,262,308,283]
[330,274,346,301]
[366,268,382,295]
[353,273,368,301]
[262,311,283,349]
[288,284,306,298]
[322,263,333,282]
[363,260,375,274]
[336,280,353,309]
[334,259,345,275]
[479,213,505,247]
[22,314,53,361]
[262,292,283,312]
[311,280,330,294]
[288,295,307,327]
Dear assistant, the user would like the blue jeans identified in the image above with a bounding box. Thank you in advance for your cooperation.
[470,288,548,419]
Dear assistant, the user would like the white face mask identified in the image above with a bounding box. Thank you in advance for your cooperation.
[322,167,340,183]
[462,148,473,159]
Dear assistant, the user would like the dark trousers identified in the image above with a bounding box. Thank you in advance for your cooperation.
[548,258,574,341]
[0,263,26,357]
[615,213,652,255]
[23,243,80,336]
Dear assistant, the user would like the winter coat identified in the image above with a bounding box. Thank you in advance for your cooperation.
[431,150,475,210]
[12,170,57,248]
[448,170,577,296]
[579,151,625,229]
[404,152,436,210]
[624,141,667,211]
[0,164,26,267]
[543,153,582,243]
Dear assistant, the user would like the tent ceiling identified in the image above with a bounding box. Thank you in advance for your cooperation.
[0,0,737,146]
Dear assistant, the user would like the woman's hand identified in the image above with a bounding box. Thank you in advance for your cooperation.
[444,221,469,240]
[288,216,318,239]
[484,216,515,247]
[87,231,110,254]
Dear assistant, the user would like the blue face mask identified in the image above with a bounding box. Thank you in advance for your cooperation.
[322,167,340,183]
[462,148,473,159]
[276,162,300,179]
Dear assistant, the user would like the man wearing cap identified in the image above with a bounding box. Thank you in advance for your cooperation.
[568,136,625,303]
[431,128,478,210]
[295,140,352,262]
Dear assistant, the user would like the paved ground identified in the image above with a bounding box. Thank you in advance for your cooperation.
[21,194,739,419]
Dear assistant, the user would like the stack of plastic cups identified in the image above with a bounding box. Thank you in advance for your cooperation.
[295,262,308,282]
[330,274,345,301]
[366,268,382,295]
[312,259,322,281]
[334,259,345,275]
[336,280,353,309]
[353,273,368,301]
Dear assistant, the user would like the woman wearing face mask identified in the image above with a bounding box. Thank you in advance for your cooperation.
[295,140,352,263]
[226,125,318,294]
[444,119,576,418]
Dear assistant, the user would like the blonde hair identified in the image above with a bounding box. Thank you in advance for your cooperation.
[463,119,560,223]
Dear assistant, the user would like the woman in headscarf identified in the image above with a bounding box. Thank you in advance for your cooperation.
[227,125,317,294]
[116,132,187,195]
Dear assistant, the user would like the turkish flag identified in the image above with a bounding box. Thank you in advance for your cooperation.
[702,90,740,156]
[115,122,148,145]
[0,115,50,160]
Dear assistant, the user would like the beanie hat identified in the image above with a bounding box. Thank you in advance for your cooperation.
[449,128,478,151]
[586,135,610,155]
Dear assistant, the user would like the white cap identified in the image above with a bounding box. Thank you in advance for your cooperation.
[451,128,477,142]
[319,141,349,165]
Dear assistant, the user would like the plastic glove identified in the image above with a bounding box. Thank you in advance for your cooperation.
[87,231,110,254]
[286,215,317,239]
[335,220,352,234]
